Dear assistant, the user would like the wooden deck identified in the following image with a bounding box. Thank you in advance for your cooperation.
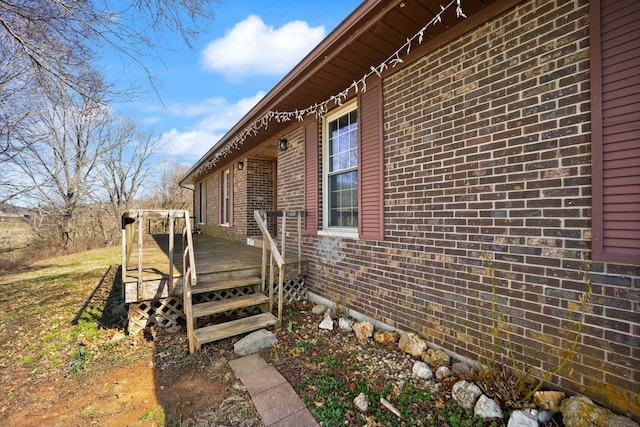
[122,234,264,302]
[122,210,307,349]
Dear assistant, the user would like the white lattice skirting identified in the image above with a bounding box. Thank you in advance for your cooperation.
[272,276,307,303]
[128,297,184,335]
[127,277,307,334]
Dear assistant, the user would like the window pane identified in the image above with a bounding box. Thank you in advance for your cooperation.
[222,170,230,224]
[328,110,358,173]
[329,171,358,227]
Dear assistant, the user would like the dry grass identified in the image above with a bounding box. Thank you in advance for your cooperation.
[0,246,122,384]
[0,218,33,251]
[0,245,264,427]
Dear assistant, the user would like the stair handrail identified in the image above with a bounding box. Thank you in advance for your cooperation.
[181,209,197,354]
[254,210,286,326]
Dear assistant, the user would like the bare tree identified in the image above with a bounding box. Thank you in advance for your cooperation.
[0,38,37,204]
[0,0,219,205]
[13,74,121,249]
[92,118,159,244]
[138,162,193,211]
[0,0,219,99]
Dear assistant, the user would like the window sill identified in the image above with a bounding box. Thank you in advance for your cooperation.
[318,228,358,239]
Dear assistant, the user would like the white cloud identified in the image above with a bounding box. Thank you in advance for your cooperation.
[159,91,266,160]
[200,15,325,80]
[159,129,223,158]
[141,116,160,125]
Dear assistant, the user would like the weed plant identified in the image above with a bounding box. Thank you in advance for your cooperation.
[474,246,592,408]
[296,347,483,426]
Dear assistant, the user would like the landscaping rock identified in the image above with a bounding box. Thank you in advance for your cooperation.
[435,366,452,381]
[234,329,278,356]
[397,332,426,357]
[538,410,553,424]
[338,318,354,332]
[560,395,639,427]
[312,304,328,315]
[353,322,374,342]
[474,394,503,420]
[452,361,472,376]
[451,380,482,410]
[319,316,334,330]
[374,330,399,346]
[412,361,433,380]
[110,332,126,343]
[421,348,450,368]
[354,392,369,412]
[507,409,538,427]
[533,390,565,413]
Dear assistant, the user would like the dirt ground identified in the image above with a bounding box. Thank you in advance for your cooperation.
[0,249,264,427]
[2,325,263,427]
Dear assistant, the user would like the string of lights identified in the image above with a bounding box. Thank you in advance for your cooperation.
[194,0,465,178]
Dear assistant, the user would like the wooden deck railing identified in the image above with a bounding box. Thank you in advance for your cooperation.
[254,210,304,326]
[121,210,195,300]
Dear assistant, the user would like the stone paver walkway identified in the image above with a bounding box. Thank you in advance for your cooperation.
[229,353,320,427]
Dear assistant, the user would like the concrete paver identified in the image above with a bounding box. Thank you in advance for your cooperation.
[229,353,320,427]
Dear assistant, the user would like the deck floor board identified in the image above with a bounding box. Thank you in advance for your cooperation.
[123,234,264,284]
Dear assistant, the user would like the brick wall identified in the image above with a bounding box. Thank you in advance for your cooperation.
[277,126,306,247]
[201,165,240,241]
[233,163,248,239]
[277,127,305,211]
[278,0,639,417]
[198,158,276,242]
[247,158,275,237]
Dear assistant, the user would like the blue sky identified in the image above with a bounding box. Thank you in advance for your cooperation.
[106,0,362,165]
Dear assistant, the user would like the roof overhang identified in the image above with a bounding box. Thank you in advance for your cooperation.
[180,0,520,185]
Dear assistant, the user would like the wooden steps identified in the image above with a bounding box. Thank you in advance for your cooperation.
[194,312,277,347]
[188,271,276,351]
[190,276,261,295]
[192,293,269,318]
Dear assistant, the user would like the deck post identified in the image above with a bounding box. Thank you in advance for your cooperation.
[168,211,174,295]
[297,212,302,275]
[261,244,268,295]
[277,265,284,327]
[269,255,275,314]
[121,215,127,285]
[137,211,143,300]
[281,213,286,261]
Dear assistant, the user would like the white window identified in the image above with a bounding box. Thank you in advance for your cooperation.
[221,168,230,225]
[323,101,358,232]
[198,181,206,224]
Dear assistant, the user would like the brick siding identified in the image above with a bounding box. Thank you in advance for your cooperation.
[247,158,275,237]
[199,158,276,241]
[277,0,639,417]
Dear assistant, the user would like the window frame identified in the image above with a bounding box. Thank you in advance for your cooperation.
[198,181,207,225]
[321,100,359,237]
[221,168,231,226]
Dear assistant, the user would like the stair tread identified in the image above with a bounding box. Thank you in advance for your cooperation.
[183,276,262,295]
[192,293,270,318]
[194,312,277,345]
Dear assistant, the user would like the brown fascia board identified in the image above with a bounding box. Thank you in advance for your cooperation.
[180,0,395,185]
